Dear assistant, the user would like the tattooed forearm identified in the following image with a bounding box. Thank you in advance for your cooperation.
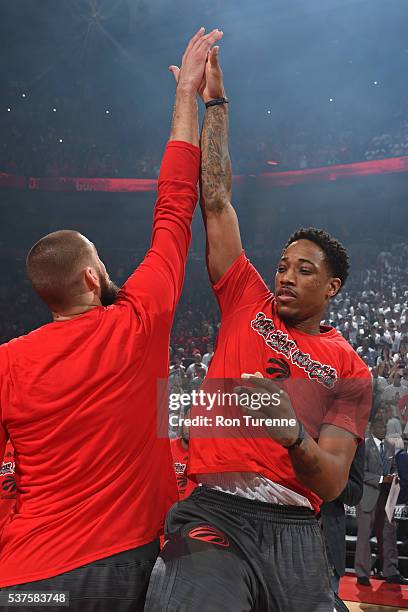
[200,104,232,214]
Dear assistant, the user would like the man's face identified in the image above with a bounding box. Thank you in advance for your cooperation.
[275,239,338,324]
[371,421,386,440]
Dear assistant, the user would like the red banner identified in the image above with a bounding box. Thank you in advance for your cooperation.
[0,157,407,193]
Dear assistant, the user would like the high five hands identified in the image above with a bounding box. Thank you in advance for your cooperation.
[170,27,225,102]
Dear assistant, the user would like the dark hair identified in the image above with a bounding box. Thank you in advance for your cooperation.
[284,227,350,286]
[371,416,386,428]
[26,230,95,309]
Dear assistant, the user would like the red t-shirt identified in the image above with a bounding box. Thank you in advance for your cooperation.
[170,438,196,500]
[0,442,16,536]
[0,140,200,587]
[188,253,371,512]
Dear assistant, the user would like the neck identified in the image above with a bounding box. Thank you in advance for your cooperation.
[52,293,102,321]
[287,315,325,336]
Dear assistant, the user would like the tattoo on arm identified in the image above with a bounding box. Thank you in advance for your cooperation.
[200,105,232,214]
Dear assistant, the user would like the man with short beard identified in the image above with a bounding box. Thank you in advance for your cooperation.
[0,27,223,611]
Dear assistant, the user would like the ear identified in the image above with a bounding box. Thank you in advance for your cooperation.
[83,267,100,293]
[327,277,342,299]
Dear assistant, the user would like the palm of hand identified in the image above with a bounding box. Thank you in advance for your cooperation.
[199,61,224,103]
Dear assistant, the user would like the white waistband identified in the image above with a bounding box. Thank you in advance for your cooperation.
[197,472,313,508]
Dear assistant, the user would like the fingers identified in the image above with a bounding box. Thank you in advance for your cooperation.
[209,46,221,67]
[242,371,263,378]
[240,373,284,395]
[197,29,223,53]
[168,65,180,83]
[185,26,205,55]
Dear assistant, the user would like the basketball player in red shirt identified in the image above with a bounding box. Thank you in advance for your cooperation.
[145,47,371,612]
[0,27,223,611]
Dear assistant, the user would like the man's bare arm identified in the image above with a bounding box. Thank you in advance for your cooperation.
[289,425,358,501]
[199,51,242,284]
[238,375,360,501]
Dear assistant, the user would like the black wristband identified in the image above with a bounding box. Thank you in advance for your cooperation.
[205,97,229,108]
[283,421,305,450]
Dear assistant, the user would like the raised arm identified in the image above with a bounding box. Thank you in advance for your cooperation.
[117,28,223,321]
[199,49,242,284]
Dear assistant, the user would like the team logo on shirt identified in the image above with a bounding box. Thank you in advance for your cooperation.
[0,461,15,477]
[2,475,16,497]
[174,461,188,493]
[251,312,338,389]
[188,525,230,547]
[266,357,291,380]
[1,456,16,499]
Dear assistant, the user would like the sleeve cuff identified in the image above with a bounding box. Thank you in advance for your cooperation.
[166,140,200,153]
[159,140,200,186]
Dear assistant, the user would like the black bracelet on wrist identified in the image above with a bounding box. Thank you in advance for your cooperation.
[205,97,229,108]
[283,421,306,450]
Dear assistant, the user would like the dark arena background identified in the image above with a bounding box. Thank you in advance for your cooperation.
[0,1,408,611]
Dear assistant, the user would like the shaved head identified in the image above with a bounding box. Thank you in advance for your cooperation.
[26,230,119,310]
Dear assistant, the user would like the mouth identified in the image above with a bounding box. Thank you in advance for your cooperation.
[277,288,297,303]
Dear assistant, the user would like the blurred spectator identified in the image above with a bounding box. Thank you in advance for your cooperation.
[186,354,208,379]
[354,418,406,586]
[202,343,214,368]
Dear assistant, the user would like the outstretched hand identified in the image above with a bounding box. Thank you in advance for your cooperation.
[169,27,223,96]
[170,31,225,102]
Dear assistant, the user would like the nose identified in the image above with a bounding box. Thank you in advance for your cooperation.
[279,267,296,286]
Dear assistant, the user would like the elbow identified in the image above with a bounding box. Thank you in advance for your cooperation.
[319,477,348,503]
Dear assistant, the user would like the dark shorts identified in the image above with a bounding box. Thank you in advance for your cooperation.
[0,540,159,612]
[145,487,335,612]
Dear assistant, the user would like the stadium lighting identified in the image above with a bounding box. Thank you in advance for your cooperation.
[267,110,271,115]
[105,109,110,114]
[373,81,379,85]
[21,93,26,98]
[329,98,334,102]
[59,138,63,143]
[7,108,11,112]
[53,108,57,112]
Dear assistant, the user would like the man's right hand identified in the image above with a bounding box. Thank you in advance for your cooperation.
[382,474,395,484]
